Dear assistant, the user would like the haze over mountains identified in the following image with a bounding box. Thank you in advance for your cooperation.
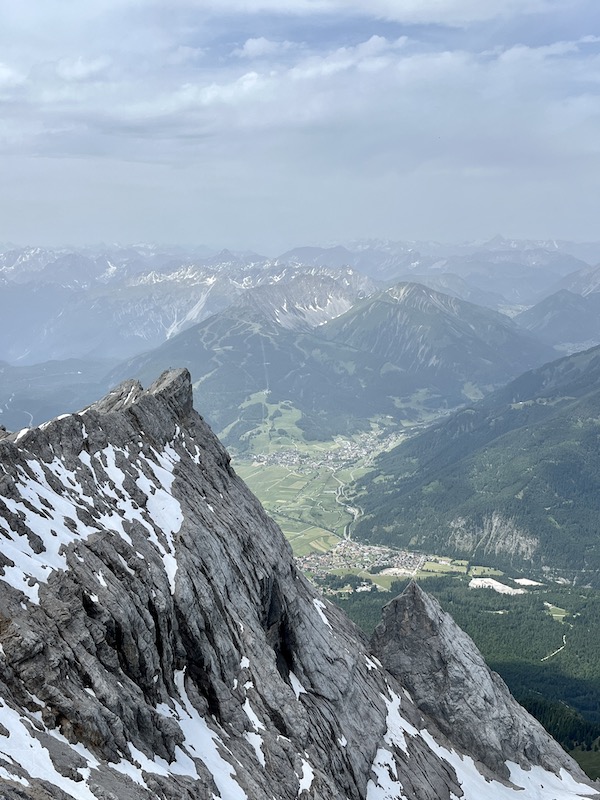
[2,235,599,438]
[0,235,596,361]
[516,291,600,351]
[1,232,600,593]
[3,241,600,790]
[109,280,554,449]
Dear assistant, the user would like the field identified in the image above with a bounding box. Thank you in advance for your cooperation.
[544,603,569,622]
[235,455,522,593]
[232,412,400,556]
[418,558,469,576]
[234,438,547,604]
[232,418,555,597]
[324,568,408,591]
[234,461,368,555]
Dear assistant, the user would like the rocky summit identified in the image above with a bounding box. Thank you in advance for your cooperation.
[0,369,597,800]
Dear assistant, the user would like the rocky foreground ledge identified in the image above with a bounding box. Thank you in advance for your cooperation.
[0,368,597,800]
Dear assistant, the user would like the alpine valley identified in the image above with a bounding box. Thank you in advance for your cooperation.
[352,343,600,578]
[3,238,600,793]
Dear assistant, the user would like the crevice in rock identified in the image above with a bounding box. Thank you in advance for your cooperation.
[260,576,297,681]
[175,608,222,723]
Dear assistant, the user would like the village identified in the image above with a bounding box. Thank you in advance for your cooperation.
[248,428,406,472]
[297,538,426,583]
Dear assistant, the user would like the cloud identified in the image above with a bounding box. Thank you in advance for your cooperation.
[0,0,598,247]
[162,0,569,25]
[166,46,205,66]
[233,37,297,59]
[55,56,111,82]
[1,15,598,158]
[0,62,25,89]
[1,26,599,172]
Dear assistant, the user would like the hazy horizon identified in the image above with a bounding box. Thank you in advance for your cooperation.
[2,233,600,263]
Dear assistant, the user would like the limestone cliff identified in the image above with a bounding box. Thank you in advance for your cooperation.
[0,369,596,800]
[371,582,582,780]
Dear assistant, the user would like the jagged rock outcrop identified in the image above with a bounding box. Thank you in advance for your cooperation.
[371,582,584,781]
[0,369,597,800]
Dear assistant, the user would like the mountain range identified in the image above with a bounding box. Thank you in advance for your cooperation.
[1,236,600,446]
[516,290,600,352]
[109,281,555,449]
[0,368,596,799]
[0,237,595,365]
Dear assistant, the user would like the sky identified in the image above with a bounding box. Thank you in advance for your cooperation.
[0,0,598,254]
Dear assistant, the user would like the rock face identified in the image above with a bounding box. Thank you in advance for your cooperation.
[447,512,540,564]
[0,369,597,800]
[370,582,582,780]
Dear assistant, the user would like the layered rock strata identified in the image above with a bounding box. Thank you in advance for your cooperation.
[0,369,595,800]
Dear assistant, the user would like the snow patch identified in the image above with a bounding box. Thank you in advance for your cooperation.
[368,684,600,800]
[0,696,98,800]
[289,671,307,700]
[243,698,265,731]
[469,578,526,595]
[297,758,315,795]
[244,731,265,767]
[0,439,184,603]
[366,689,418,799]
[419,728,600,799]
[312,598,332,629]
[172,669,249,798]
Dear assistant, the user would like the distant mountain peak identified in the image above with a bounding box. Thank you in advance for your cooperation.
[387,281,441,301]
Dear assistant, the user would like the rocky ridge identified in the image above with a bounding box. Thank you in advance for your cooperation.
[0,369,597,799]
[371,582,576,780]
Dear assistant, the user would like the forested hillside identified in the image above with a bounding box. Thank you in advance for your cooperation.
[352,346,600,578]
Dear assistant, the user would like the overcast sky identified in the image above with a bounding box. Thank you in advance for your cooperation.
[0,0,598,253]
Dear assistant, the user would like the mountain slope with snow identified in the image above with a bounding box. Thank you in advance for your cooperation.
[0,369,596,799]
